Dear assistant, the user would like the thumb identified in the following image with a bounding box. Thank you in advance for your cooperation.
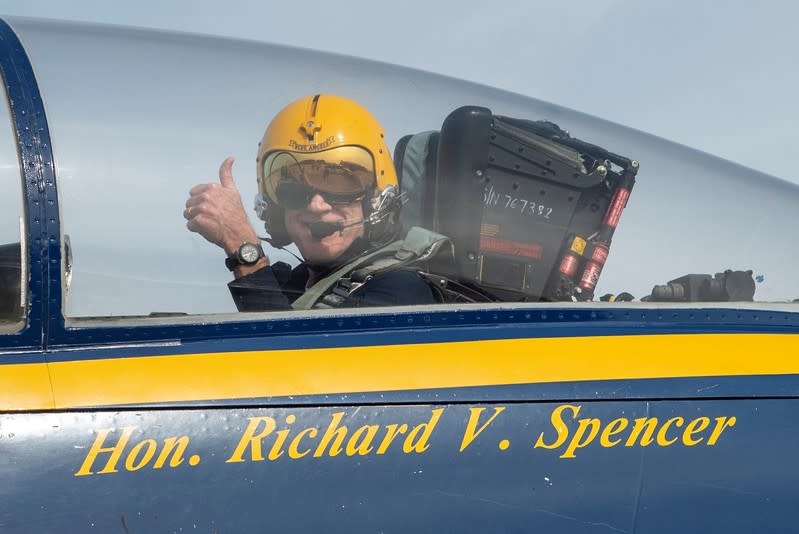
[219,156,236,188]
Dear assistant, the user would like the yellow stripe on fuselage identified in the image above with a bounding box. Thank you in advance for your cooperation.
[0,361,55,411]
[22,333,793,411]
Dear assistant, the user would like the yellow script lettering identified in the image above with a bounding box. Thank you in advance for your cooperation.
[535,405,579,450]
[153,436,190,468]
[625,417,659,447]
[599,418,629,447]
[75,426,137,477]
[288,427,319,459]
[459,407,505,452]
[403,408,444,454]
[346,425,380,456]
[561,418,601,459]
[656,417,685,446]
[682,417,711,446]
[225,416,276,463]
[268,414,298,461]
[707,416,736,445]
[376,424,408,455]
[314,412,348,458]
[125,439,158,471]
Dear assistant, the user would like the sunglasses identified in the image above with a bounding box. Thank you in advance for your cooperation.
[274,179,366,209]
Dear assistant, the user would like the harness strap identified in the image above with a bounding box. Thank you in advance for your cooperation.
[291,226,450,310]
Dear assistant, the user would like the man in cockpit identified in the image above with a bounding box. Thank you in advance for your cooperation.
[184,94,436,311]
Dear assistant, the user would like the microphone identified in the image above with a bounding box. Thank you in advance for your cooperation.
[307,186,399,239]
[309,218,365,239]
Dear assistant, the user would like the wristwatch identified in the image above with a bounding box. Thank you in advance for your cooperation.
[225,242,265,271]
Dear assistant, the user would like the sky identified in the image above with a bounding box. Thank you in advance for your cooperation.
[2,0,798,183]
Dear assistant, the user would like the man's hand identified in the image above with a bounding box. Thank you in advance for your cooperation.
[184,157,260,256]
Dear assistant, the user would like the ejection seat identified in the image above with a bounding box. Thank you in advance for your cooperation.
[393,106,639,303]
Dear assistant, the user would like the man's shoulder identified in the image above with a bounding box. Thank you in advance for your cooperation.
[372,268,428,285]
[354,268,436,306]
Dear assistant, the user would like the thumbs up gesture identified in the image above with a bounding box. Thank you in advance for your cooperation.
[185,157,260,256]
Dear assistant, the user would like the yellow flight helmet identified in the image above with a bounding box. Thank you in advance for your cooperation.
[255,94,400,247]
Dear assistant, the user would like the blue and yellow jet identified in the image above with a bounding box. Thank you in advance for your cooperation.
[0,16,797,533]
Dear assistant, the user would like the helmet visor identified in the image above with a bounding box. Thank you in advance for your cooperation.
[264,146,376,208]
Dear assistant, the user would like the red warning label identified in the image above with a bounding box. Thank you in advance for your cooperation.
[603,188,630,228]
[480,236,543,259]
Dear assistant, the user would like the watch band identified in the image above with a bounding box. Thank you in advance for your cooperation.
[224,256,241,271]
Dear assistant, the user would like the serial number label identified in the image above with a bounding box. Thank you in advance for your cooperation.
[484,184,553,219]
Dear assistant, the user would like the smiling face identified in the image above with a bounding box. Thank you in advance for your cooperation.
[283,193,365,264]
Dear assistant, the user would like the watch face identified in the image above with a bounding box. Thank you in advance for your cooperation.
[239,243,261,264]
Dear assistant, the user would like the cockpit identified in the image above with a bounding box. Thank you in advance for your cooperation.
[0,17,796,329]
